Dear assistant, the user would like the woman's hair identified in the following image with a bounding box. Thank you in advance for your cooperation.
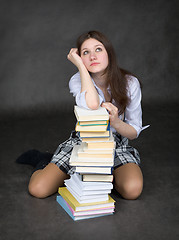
[76,30,135,114]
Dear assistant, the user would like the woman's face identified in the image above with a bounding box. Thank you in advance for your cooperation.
[80,38,109,74]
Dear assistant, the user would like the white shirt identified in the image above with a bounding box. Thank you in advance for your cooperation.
[69,72,148,137]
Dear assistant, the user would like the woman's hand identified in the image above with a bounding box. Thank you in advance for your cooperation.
[67,48,84,69]
[102,102,120,129]
[102,102,137,140]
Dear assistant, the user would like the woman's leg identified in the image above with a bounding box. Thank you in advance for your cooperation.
[113,163,143,200]
[28,163,69,198]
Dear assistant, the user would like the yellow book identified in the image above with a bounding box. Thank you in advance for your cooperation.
[80,131,110,138]
[75,121,108,132]
[79,120,108,126]
[58,187,115,212]
[69,145,113,167]
[78,152,113,159]
[82,137,110,142]
[82,174,114,182]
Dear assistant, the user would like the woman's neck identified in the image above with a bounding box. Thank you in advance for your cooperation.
[91,72,108,91]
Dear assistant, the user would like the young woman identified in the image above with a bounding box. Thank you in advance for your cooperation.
[21,31,146,200]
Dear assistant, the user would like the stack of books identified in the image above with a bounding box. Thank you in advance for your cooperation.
[56,106,116,220]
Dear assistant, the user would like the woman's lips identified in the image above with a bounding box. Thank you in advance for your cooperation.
[90,62,100,66]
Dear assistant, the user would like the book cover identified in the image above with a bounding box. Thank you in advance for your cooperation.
[74,105,109,122]
[58,187,115,211]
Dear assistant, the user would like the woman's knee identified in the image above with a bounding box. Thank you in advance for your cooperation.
[115,178,143,200]
[28,180,49,198]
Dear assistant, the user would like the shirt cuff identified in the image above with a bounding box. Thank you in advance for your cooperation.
[129,123,150,138]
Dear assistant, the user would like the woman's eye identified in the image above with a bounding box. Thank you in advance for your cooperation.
[83,51,89,55]
[96,47,102,52]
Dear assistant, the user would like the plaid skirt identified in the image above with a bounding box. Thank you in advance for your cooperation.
[50,130,140,175]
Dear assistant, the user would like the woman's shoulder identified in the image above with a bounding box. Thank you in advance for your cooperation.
[126,74,140,88]
[125,74,141,97]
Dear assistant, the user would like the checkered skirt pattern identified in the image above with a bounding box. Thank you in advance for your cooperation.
[51,131,140,175]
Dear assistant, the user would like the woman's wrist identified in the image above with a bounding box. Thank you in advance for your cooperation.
[111,118,122,131]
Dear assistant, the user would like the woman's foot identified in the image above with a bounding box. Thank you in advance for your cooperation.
[16,149,53,167]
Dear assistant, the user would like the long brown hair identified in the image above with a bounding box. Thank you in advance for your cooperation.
[76,30,134,114]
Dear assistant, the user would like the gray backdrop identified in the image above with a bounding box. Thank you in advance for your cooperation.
[0,0,178,117]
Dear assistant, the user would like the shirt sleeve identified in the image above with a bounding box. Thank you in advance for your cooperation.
[125,76,143,137]
[69,71,103,109]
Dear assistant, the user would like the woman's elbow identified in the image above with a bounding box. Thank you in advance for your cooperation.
[87,101,100,110]
[128,129,138,140]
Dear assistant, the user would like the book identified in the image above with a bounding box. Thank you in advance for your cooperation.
[78,150,114,159]
[77,142,114,156]
[82,137,110,142]
[64,184,109,204]
[65,181,111,196]
[74,105,109,122]
[65,200,114,216]
[65,173,113,191]
[82,174,113,182]
[85,132,116,149]
[56,196,114,221]
[70,161,113,167]
[82,147,114,154]
[75,121,108,132]
[79,121,110,138]
[75,166,112,174]
[69,145,114,167]
[58,187,115,212]
[79,120,108,126]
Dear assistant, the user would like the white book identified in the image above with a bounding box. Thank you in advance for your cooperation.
[70,173,113,190]
[74,105,109,122]
[66,186,109,204]
[72,208,114,217]
[65,183,109,200]
[64,179,112,196]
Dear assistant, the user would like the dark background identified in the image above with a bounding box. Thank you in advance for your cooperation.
[0,1,178,240]
[0,0,178,117]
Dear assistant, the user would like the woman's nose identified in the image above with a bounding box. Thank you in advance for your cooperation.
[90,52,97,60]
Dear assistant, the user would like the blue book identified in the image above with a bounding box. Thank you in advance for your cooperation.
[56,196,113,221]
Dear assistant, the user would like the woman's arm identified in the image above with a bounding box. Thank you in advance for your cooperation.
[102,76,143,140]
[102,102,137,140]
[67,48,100,109]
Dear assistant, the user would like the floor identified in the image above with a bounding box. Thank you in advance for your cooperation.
[0,103,178,240]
